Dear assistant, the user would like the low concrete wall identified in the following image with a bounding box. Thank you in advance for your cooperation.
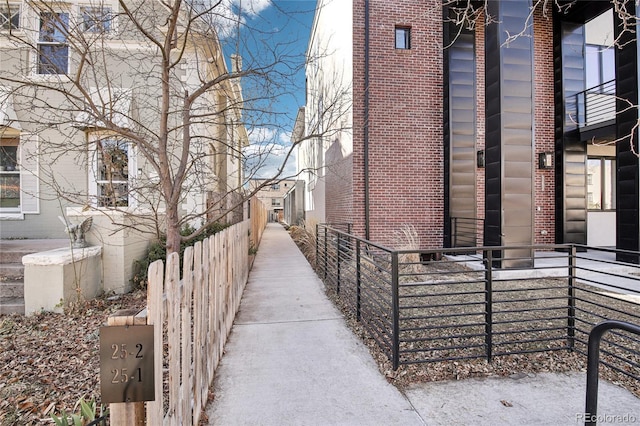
[23,246,102,315]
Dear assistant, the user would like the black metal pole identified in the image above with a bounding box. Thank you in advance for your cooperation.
[336,233,341,295]
[356,239,361,321]
[568,245,576,350]
[364,0,371,240]
[323,226,328,279]
[584,320,640,426]
[484,250,493,362]
[391,252,400,370]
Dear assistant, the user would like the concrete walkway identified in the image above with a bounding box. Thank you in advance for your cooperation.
[206,223,424,425]
[206,223,639,425]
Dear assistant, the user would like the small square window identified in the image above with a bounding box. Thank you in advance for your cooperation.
[395,26,411,49]
[0,3,20,30]
[80,6,112,33]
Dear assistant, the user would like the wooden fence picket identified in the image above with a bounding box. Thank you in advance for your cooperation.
[140,196,266,425]
[146,260,164,426]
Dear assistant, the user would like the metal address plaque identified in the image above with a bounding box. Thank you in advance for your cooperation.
[99,325,155,404]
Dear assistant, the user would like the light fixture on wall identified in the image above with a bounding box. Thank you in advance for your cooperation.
[538,152,553,169]
[477,150,485,168]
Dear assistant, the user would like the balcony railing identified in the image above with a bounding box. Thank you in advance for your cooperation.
[574,79,616,128]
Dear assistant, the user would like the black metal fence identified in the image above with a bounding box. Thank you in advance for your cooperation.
[316,224,640,385]
[451,217,484,248]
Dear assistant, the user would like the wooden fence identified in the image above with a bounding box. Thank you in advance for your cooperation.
[137,198,267,425]
[250,196,267,251]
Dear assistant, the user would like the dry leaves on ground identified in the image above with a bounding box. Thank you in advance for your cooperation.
[0,290,146,425]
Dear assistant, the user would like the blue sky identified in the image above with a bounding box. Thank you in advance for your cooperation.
[216,0,317,179]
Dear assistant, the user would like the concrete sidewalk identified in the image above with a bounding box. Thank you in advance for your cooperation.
[206,223,639,425]
[206,223,424,425]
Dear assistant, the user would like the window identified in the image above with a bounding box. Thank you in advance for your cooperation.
[0,138,19,210]
[271,183,280,190]
[0,3,20,30]
[587,157,615,210]
[38,12,69,74]
[585,44,615,91]
[271,198,280,207]
[395,26,411,49]
[93,138,133,207]
[80,6,112,33]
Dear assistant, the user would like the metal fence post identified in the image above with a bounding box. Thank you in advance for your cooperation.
[392,251,400,370]
[484,250,493,362]
[452,217,457,247]
[323,226,328,279]
[336,233,341,295]
[356,239,362,321]
[315,223,319,270]
[568,245,577,350]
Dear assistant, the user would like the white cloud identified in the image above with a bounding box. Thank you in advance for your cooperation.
[234,0,272,16]
[244,140,297,179]
[247,126,277,144]
[202,0,273,39]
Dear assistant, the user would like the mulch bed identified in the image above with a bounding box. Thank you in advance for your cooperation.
[0,291,147,425]
[290,227,640,399]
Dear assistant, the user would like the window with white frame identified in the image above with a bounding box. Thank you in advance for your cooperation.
[91,138,135,207]
[0,2,20,30]
[38,12,69,74]
[0,137,20,211]
[79,5,112,33]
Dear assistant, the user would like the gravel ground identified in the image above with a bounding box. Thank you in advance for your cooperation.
[323,259,640,399]
[288,226,640,399]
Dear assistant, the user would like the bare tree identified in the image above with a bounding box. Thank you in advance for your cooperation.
[0,0,349,254]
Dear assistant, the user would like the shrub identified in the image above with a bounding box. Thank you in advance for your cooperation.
[288,219,318,266]
[132,222,229,289]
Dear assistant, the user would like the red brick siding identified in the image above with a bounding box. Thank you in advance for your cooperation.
[533,10,556,245]
[475,17,486,239]
[325,134,354,225]
[345,2,557,248]
[351,0,444,248]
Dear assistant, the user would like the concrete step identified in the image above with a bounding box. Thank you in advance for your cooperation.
[0,280,23,299]
[0,297,25,315]
[0,249,31,264]
[0,264,24,280]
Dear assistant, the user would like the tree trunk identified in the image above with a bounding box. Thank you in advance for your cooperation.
[165,205,181,254]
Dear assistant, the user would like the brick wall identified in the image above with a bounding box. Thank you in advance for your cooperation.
[344,2,557,249]
[325,132,354,225]
[351,0,444,248]
[533,10,556,245]
[475,16,486,237]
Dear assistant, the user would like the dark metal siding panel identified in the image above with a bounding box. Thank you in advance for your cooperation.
[484,1,502,248]
[556,21,587,246]
[448,30,476,229]
[553,15,564,246]
[443,11,452,247]
[485,0,534,266]
[615,0,640,261]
